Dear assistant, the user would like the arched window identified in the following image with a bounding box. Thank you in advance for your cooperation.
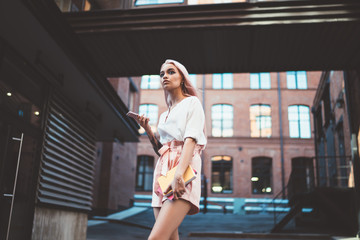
[140,75,160,89]
[250,104,272,137]
[250,73,271,89]
[139,104,158,134]
[212,73,233,89]
[252,157,272,194]
[211,104,233,137]
[287,71,307,89]
[288,105,311,138]
[211,156,233,193]
[136,155,154,191]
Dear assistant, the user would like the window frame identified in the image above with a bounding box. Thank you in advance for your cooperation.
[135,155,155,191]
[140,75,161,89]
[250,104,272,138]
[251,157,273,194]
[134,0,186,7]
[288,105,311,139]
[212,73,233,89]
[211,104,234,137]
[286,71,308,89]
[211,155,233,194]
[139,104,159,134]
[250,72,271,89]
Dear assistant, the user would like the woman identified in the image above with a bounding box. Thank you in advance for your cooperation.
[136,59,207,240]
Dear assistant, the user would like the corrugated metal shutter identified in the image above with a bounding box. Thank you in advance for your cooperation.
[37,93,96,211]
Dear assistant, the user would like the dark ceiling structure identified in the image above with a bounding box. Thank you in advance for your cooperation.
[66,0,360,77]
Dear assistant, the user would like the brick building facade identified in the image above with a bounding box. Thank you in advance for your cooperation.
[92,77,142,215]
[312,71,353,188]
[136,71,321,199]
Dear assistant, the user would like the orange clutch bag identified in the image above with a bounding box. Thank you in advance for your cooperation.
[157,165,197,197]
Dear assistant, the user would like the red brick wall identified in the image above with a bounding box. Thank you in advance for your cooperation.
[137,71,321,199]
[92,77,141,214]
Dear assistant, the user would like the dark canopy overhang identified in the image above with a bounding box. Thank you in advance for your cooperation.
[1,0,139,142]
[66,0,360,77]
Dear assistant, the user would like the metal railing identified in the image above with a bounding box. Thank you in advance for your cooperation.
[272,155,353,227]
[315,155,352,188]
[272,184,289,227]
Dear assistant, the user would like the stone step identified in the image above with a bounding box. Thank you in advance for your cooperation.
[133,195,297,213]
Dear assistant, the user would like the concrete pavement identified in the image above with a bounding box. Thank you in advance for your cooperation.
[87,207,354,240]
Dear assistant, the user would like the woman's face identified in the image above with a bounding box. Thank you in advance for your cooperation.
[160,63,183,91]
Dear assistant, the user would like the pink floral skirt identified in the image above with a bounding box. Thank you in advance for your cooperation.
[151,140,204,215]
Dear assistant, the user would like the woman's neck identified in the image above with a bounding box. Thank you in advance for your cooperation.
[168,88,186,107]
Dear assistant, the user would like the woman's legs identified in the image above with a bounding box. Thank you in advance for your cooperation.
[149,200,191,240]
[153,206,180,240]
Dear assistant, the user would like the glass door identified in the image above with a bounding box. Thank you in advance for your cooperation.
[0,63,44,239]
[0,121,40,240]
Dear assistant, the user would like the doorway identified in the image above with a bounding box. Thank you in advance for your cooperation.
[0,122,41,239]
[0,49,45,239]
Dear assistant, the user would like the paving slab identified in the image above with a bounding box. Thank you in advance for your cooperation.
[86,208,355,240]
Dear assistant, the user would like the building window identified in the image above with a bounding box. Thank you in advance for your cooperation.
[288,105,311,138]
[55,0,91,12]
[211,156,233,193]
[287,71,307,89]
[214,0,232,3]
[139,104,158,134]
[135,0,184,6]
[252,157,272,194]
[250,104,272,137]
[141,75,160,89]
[136,155,154,191]
[212,73,233,89]
[189,74,197,87]
[211,104,233,137]
[250,73,271,89]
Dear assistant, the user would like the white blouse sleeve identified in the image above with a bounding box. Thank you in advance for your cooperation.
[183,97,205,143]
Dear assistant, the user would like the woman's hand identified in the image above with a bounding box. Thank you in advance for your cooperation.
[136,114,151,132]
[167,176,186,200]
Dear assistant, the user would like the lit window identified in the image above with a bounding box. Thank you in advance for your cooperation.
[252,157,272,194]
[250,104,272,137]
[250,73,271,89]
[212,73,233,89]
[287,71,307,89]
[211,156,233,194]
[211,104,233,137]
[214,0,232,3]
[139,104,158,134]
[141,75,160,89]
[135,0,184,6]
[136,155,154,191]
[189,74,197,87]
[288,105,311,138]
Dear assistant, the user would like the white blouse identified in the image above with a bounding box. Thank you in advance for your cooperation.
[158,96,207,147]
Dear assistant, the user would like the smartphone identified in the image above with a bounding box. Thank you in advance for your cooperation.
[126,111,139,119]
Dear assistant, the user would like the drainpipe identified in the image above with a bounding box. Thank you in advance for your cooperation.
[277,72,286,199]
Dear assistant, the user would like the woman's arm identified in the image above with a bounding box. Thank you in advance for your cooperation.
[169,137,196,199]
[145,126,163,157]
[137,114,163,156]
